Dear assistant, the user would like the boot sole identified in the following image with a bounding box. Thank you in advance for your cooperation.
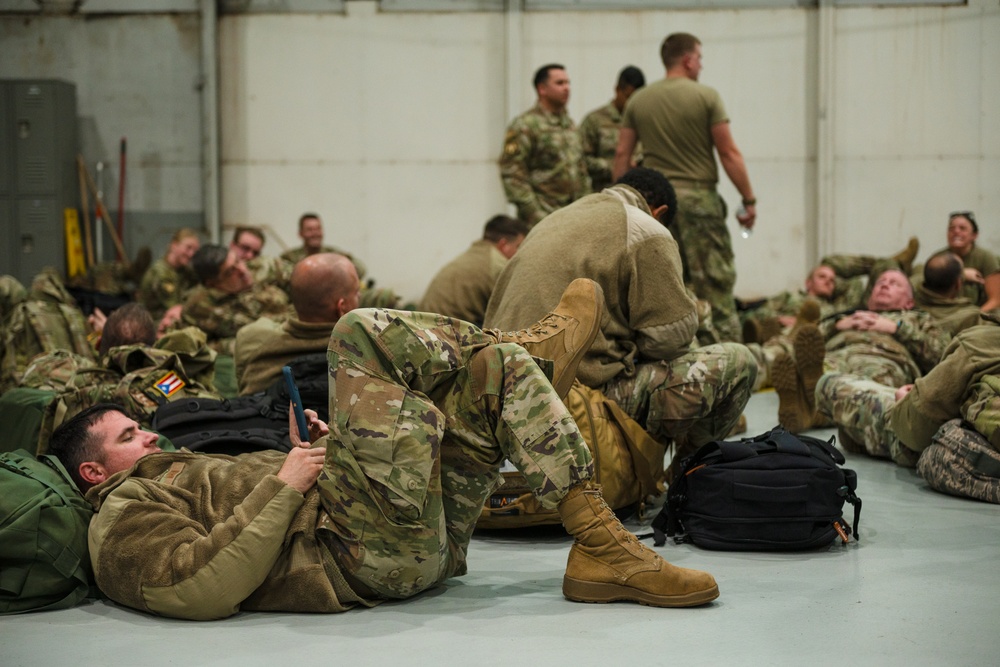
[773,354,810,433]
[792,325,825,408]
[562,576,720,608]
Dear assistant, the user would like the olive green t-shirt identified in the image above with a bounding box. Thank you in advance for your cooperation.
[621,77,728,183]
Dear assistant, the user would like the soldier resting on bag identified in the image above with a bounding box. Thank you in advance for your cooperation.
[814,311,1000,468]
[46,284,720,621]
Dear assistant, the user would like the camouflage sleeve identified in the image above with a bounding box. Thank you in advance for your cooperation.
[498,119,545,225]
[898,311,952,375]
[751,290,801,321]
[578,114,609,188]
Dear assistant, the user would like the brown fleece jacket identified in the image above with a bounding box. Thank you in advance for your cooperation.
[484,184,697,387]
[86,449,369,620]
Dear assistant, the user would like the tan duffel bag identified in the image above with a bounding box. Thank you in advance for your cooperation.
[476,381,665,529]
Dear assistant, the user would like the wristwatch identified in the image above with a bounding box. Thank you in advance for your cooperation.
[742,197,757,207]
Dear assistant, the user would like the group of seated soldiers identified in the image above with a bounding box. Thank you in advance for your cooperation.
[1,194,998,514]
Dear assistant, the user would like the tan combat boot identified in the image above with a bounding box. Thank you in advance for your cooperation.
[489,278,603,399]
[558,483,719,607]
[892,236,920,275]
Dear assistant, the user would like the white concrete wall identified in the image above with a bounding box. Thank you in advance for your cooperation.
[2,1,997,304]
[219,1,999,302]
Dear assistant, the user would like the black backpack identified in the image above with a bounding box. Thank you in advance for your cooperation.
[151,395,290,456]
[263,352,330,423]
[652,427,862,551]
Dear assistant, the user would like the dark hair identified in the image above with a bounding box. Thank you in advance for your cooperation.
[948,211,978,234]
[47,403,129,491]
[923,251,964,294]
[482,215,530,243]
[298,213,321,232]
[616,65,645,91]
[231,225,265,246]
[661,33,701,69]
[533,64,565,89]
[615,167,678,228]
[191,244,229,284]
[99,303,156,355]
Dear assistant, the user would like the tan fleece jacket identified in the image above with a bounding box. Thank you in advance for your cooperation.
[484,184,697,387]
[86,449,368,620]
[892,314,1000,452]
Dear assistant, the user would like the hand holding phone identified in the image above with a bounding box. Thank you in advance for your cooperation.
[283,366,310,443]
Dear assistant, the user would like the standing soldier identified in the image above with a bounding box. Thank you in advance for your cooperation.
[579,65,646,193]
[499,64,590,227]
[614,33,757,342]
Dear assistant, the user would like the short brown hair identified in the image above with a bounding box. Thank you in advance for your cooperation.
[231,225,265,247]
[661,33,701,69]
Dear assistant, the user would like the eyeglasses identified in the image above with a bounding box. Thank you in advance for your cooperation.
[235,243,261,258]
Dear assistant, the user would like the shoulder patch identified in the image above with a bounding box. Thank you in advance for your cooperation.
[153,371,186,398]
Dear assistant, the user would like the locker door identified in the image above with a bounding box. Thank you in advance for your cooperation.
[14,81,59,196]
[16,197,62,282]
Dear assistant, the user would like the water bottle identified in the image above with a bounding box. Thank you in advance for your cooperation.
[737,206,752,238]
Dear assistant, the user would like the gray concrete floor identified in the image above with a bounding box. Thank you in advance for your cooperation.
[4,390,999,666]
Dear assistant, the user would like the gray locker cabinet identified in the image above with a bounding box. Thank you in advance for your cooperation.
[0,79,79,285]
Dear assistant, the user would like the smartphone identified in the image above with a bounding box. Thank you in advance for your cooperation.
[283,365,310,442]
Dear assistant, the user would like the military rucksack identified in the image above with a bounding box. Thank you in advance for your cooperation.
[31,345,219,457]
[917,419,1000,505]
[961,375,1000,450]
[0,450,95,614]
[476,381,664,529]
[0,272,96,392]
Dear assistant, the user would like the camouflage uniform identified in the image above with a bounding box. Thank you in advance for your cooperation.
[85,308,595,617]
[0,270,96,393]
[318,308,593,600]
[499,104,590,226]
[0,274,27,320]
[280,246,368,280]
[18,326,218,455]
[601,343,756,455]
[179,284,293,356]
[247,256,295,293]
[671,186,741,342]
[815,310,966,467]
[820,309,950,387]
[578,102,642,193]
[136,258,199,321]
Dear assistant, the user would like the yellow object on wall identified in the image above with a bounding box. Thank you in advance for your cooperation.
[64,208,86,278]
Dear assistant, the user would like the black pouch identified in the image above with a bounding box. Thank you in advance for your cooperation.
[651,427,862,551]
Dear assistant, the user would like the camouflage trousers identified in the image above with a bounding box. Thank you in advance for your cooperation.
[316,309,593,600]
[825,347,913,387]
[602,342,756,453]
[674,187,741,343]
[815,372,919,466]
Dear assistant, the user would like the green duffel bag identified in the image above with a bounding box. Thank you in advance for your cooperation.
[0,450,95,614]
